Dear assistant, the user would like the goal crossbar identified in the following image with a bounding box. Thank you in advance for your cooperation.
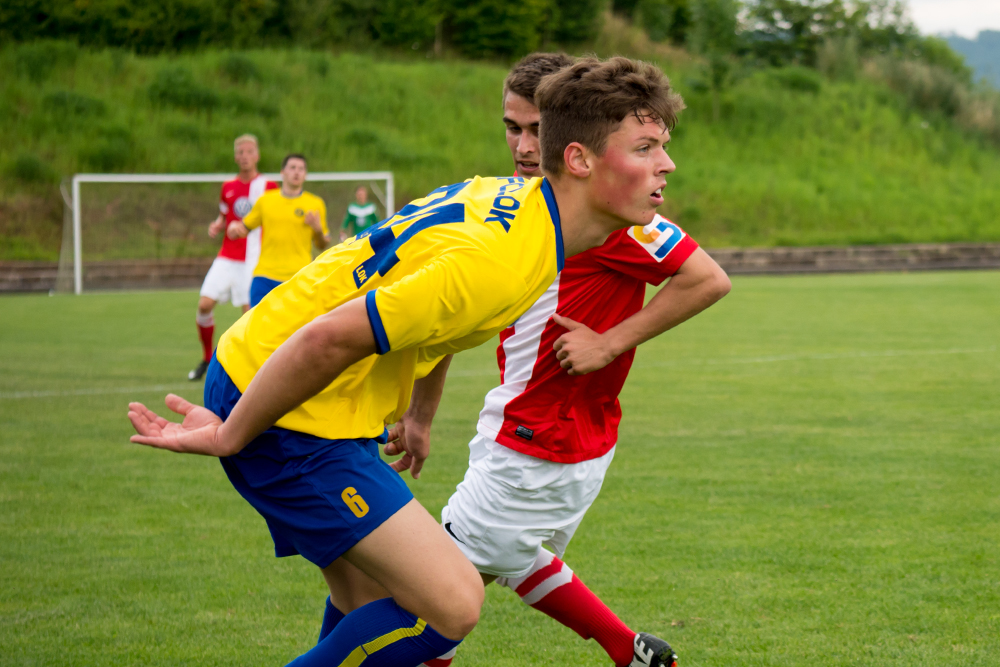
[68,171,394,294]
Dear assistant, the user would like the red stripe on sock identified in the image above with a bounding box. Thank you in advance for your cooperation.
[514,557,565,597]
[530,573,636,667]
[423,659,453,667]
[198,324,214,362]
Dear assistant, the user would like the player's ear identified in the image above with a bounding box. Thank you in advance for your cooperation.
[563,142,591,179]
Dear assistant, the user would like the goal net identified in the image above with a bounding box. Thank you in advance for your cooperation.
[56,172,394,294]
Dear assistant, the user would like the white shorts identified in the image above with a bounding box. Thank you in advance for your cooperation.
[441,433,615,578]
[200,257,251,307]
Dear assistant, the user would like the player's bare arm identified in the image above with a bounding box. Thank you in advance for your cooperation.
[129,297,376,456]
[553,248,731,375]
[226,222,249,240]
[207,214,225,238]
[304,210,329,249]
[384,354,453,479]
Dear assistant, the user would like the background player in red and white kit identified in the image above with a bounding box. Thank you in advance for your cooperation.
[189,134,277,381]
[422,54,733,667]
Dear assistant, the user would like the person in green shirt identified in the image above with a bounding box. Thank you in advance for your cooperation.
[340,185,380,241]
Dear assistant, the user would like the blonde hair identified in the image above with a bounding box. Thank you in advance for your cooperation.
[233,134,259,150]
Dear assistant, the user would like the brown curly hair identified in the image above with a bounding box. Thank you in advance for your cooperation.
[503,52,576,103]
[535,56,685,175]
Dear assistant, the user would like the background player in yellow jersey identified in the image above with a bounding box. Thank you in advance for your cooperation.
[229,153,330,307]
[127,56,683,667]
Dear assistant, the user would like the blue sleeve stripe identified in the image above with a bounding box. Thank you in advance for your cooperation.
[365,290,391,355]
[540,178,564,271]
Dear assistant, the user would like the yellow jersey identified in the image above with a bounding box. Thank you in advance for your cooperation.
[242,189,329,281]
[216,176,564,440]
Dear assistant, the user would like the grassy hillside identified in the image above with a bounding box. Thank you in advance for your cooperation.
[3,41,1000,260]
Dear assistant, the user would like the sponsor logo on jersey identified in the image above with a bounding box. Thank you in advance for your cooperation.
[627,217,685,262]
[485,177,526,231]
[233,196,253,219]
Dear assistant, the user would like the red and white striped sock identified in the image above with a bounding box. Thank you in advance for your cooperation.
[499,550,637,667]
[195,311,214,362]
[421,645,456,667]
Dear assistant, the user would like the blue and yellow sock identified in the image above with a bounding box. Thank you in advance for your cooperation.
[318,596,346,644]
[288,598,461,667]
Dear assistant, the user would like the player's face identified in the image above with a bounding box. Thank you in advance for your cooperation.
[234,141,259,172]
[587,113,675,227]
[282,158,307,188]
[503,92,541,178]
[356,187,368,204]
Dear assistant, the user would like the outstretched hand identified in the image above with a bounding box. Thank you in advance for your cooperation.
[208,218,226,238]
[227,223,249,240]
[304,210,322,233]
[552,314,617,375]
[128,394,233,456]
[384,413,432,479]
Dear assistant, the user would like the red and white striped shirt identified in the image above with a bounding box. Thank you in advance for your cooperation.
[477,214,698,463]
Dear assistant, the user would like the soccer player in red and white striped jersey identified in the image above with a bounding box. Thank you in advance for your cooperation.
[310,55,730,667]
[428,54,732,667]
[189,134,277,381]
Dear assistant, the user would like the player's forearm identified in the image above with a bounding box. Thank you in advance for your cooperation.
[216,298,377,454]
[405,355,453,424]
[603,249,731,357]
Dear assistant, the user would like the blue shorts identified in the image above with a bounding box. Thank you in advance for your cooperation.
[249,276,282,307]
[204,356,413,568]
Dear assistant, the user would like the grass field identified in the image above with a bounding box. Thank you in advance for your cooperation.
[1,271,999,666]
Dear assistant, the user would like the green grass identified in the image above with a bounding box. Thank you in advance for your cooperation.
[3,42,1000,259]
[2,272,999,666]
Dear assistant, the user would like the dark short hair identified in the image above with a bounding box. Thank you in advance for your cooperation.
[536,56,685,175]
[282,153,307,169]
[503,52,575,103]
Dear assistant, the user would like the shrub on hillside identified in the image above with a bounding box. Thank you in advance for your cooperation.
[6,154,55,184]
[549,0,604,44]
[868,57,1000,144]
[42,91,107,119]
[445,0,551,58]
[770,66,822,93]
[219,53,261,83]
[630,0,691,45]
[148,66,219,114]
[13,39,78,82]
[817,35,859,81]
[78,125,138,172]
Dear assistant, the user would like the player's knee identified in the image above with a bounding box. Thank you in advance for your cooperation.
[197,297,216,315]
[435,582,482,640]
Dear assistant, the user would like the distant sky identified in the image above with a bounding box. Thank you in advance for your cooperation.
[908,0,1000,38]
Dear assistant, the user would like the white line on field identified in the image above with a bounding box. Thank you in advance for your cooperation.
[1,346,995,399]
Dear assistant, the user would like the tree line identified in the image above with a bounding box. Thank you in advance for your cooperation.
[2,0,970,71]
[1,0,602,58]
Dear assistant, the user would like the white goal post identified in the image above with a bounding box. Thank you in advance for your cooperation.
[65,171,394,294]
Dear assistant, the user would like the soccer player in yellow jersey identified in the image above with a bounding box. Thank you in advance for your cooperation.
[127,56,684,667]
[230,153,330,307]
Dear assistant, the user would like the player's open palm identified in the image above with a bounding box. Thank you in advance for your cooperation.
[128,394,225,456]
[384,413,432,479]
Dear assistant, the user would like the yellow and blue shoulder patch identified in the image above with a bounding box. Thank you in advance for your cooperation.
[627,216,685,262]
